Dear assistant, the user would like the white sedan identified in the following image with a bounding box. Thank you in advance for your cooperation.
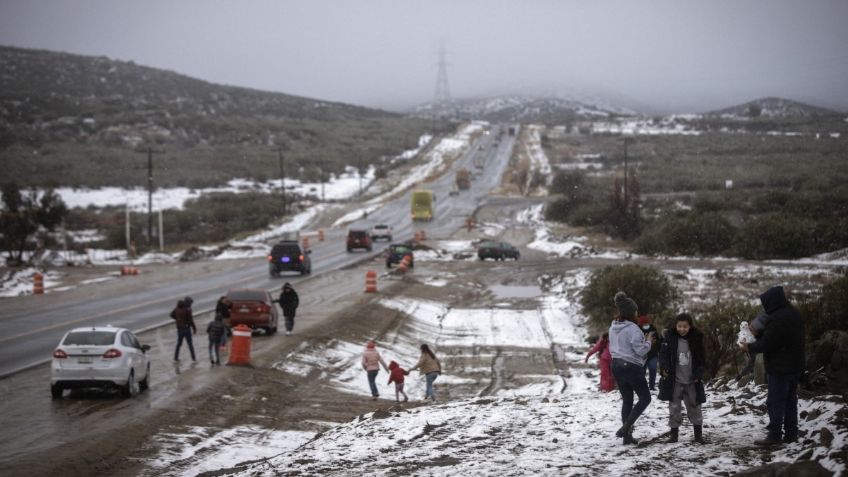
[51,326,151,399]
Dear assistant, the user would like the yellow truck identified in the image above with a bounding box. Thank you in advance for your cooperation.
[410,189,435,221]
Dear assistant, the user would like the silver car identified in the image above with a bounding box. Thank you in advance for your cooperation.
[51,326,151,399]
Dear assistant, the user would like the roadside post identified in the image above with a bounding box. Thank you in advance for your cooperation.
[33,272,44,295]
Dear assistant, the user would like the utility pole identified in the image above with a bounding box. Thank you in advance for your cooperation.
[136,147,164,247]
[623,137,630,207]
[278,149,287,215]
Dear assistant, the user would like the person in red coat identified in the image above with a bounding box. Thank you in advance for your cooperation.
[387,360,410,402]
[585,333,615,392]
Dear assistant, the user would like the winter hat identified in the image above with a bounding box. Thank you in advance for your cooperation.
[614,291,638,318]
[366,341,376,349]
[751,310,769,333]
[283,282,292,290]
[637,315,651,327]
[388,360,398,369]
[183,296,194,306]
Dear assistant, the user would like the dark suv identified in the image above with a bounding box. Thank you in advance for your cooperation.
[477,241,520,261]
[268,241,312,276]
[385,243,414,268]
[346,229,372,252]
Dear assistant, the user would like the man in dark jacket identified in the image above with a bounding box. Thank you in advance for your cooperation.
[743,286,805,446]
[170,296,197,362]
[278,283,299,336]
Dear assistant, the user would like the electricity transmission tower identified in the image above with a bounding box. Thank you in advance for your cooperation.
[433,44,451,105]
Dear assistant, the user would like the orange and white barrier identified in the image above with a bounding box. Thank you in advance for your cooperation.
[365,269,378,293]
[33,272,44,295]
[397,255,411,274]
[227,324,252,366]
[121,266,140,276]
[318,229,325,242]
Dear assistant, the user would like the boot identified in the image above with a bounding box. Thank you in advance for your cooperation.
[622,424,639,445]
[668,428,679,443]
[694,425,705,444]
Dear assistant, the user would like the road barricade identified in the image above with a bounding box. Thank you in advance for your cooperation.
[318,229,325,242]
[397,255,410,274]
[365,269,378,293]
[33,272,44,295]
[228,324,252,366]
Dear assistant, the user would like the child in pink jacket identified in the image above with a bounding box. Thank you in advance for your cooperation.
[361,341,388,400]
[387,360,410,402]
[585,333,615,392]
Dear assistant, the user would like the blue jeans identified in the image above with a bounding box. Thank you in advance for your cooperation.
[644,356,658,389]
[612,359,652,427]
[175,328,196,361]
[367,370,380,397]
[425,372,439,399]
[766,373,800,439]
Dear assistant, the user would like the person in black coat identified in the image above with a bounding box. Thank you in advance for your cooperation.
[658,313,706,444]
[278,282,299,336]
[742,286,805,446]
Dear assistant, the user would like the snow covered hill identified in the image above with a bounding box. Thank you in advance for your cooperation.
[706,97,838,119]
[412,94,638,123]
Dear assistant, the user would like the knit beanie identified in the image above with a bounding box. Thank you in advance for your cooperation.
[614,291,638,318]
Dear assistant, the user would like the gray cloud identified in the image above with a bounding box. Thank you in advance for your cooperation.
[1,0,846,113]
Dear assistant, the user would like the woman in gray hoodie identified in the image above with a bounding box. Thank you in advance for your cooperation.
[609,291,654,445]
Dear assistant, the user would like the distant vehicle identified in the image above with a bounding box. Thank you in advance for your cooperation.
[411,189,435,221]
[268,240,311,276]
[448,185,459,196]
[51,326,151,399]
[347,229,373,252]
[227,288,279,334]
[477,241,520,261]
[455,168,471,190]
[370,224,393,242]
[508,126,516,136]
[385,243,414,268]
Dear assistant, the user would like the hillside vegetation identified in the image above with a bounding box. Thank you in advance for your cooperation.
[0,46,432,188]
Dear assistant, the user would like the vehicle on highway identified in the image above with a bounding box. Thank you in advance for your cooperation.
[448,185,459,196]
[347,229,373,252]
[455,168,471,190]
[477,241,520,261]
[51,326,151,399]
[227,288,279,334]
[370,224,393,242]
[411,189,435,221]
[268,240,311,276]
[385,243,414,268]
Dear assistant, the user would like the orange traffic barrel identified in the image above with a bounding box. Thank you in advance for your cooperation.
[228,324,252,366]
[33,272,44,295]
[397,255,410,273]
[302,236,310,250]
[365,269,378,293]
[318,229,325,242]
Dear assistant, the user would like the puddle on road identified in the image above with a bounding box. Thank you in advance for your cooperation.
[489,284,542,299]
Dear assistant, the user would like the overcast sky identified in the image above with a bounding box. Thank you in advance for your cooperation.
[1,0,846,113]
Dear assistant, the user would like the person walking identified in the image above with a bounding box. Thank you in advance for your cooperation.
[215,296,232,351]
[585,333,615,392]
[206,314,230,365]
[410,344,442,401]
[639,315,660,390]
[658,313,707,444]
[609,291,653,445]
[742,286,805,446]
[361,341,388,400]
[387,360,410,402]
[278,283,299,336]
[170,296,197,362]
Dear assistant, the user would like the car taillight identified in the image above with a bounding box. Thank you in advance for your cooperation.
[53,349,68,359]
[257,304,269,313]
[102,348,122,359]
[267,255,273,262]
[299,254,304,261]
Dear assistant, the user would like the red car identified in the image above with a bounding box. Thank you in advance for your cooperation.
[227,289,279,334]
[346,229,372,252]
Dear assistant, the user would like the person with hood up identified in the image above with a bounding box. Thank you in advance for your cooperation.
[741,286,805,446]
[387,360,410,402]
[206,314,231,365]
[409,344,442,401]
[658,313,707,444]
[170,296,197,362]
[585,333,615,392]
[277,283,299,336]
[609,291,653,445]
[361,341,389,400]
[638,315,660,390]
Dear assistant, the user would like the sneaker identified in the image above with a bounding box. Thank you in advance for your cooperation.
[286,331,292,336]
[404,396,409,402]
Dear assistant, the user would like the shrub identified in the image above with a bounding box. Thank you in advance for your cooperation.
[581,264,679,329]
[734,213,818,259]
[799,273,848,341]
[690,301,758,380]
[635,212,735,256]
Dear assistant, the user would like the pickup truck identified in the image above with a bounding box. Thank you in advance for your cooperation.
[370,224,393,241]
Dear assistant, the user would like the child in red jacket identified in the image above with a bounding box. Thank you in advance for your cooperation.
[387,360,410,402]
